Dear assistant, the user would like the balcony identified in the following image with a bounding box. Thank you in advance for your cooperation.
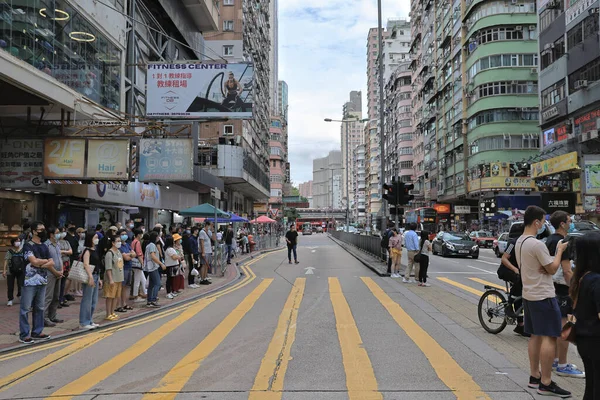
[199,145,270,200]
[182,0,219,31]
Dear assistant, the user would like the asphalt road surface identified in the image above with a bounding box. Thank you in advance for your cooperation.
[0,235,586,399]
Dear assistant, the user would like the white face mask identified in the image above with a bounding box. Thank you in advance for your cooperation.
[141,228,146,233]
[115,242,122,249]
[92,238,99,245]
[129,224,134,229]
[14,242,21,248]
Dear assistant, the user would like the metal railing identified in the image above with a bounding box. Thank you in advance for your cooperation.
[330,231,386,262]
[212,234,280,276]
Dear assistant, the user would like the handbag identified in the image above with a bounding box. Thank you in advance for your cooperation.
[561,272,590,344]
[413,240,425,263]
[70,248,95,284]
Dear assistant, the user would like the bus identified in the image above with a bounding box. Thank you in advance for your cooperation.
[405,207,437,234]
[295,218,330,232]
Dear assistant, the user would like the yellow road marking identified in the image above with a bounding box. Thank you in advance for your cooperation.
[142,278,274,400]
[468,278,506,291]
[250,278,306,399]
[329,278,382,400]
[362,277,492,400]
[46,298,215,400]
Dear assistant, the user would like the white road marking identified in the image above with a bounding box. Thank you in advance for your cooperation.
[305,267,315,275]
[467,265,495,274]
[311,250,316,253]
[428,271,492,274]
[474,260,499,266]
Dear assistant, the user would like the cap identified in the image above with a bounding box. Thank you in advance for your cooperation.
[76,228,85,234]
[173,233,182,242]
[154,223,163,229]
[109,226,118,231]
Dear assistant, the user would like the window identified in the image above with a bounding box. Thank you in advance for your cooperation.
[399,147,413,155]
[569,58,600,93]
[468,53,538,79]
[400,161,413,169]
[469,81,538,104]
[541,38,565,70]
[540,2,563,32]
[223,45,234,57]
[541,81,566,108]
[223,20,234,31]
[567,17,599,49]
[223,125,234,136]
[469,26,528,55]
[223,0,234,5]
[469,134,539,154]
[468,109,539,129]
[467,1,537,24]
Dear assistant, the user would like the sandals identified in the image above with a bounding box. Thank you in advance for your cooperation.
[114,307,127,313]
[123,305,133,311]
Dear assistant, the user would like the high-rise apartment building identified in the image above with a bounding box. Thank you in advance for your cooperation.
[365,122,380,226]
[313,151,343,209]
[409,0,540,229]
[299,181,313,199]
[353,143,367,224]
[269,0,279,115]
[278,80,289,122]
[340,91,364,219]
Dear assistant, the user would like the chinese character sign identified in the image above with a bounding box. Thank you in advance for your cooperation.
[0,139,46,189]
[86,139,130,179]
[138,139,193,182]
[43,139,86,178]
[146,63,254,119]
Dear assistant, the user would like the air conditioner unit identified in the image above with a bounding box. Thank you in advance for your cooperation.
[591,130,599,140]
[596,119,600,130]
[574,80,589,90]
[501,162,508,167]
[544,43,554,50]
[547,0,559,8]
[515,25,523,30]
[529,25,536,30]
[530,68,538,74]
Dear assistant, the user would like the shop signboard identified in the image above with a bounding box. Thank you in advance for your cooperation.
[566,0,595,24]
[584,196,597,211]
[43,138,86,179]
[584,155,600,195]
[468,177,536,192]
[146,62,254,119]
[541,192,577,214]
[433,203,451,213]
[0,139,46,189]
[574,105,600,135]
[531,152,579,178]
[138,139,193,182]
[541,100,567,125]
[454,205,471,214]
[86,139,130,180]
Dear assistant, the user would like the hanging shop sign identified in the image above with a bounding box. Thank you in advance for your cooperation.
[541,192,577,214]
[433,203,451,213]
[146,62,254,119]
[542,123,569,147]
[531,152,579,179]
[468,177,536,192]
[0,139,46,189]
[43,138,86,179]
[138,138,193,182]
[541,100,567,125]
[86,139,130,180]
[454,205,472,214]
[574,105,600,135]
[583,155,600,195]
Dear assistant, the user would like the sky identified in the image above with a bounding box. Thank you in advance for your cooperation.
[279,0,410,186]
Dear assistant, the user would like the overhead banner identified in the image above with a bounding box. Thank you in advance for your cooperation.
[531,152,579,178]
[86,139,130,180]
[43,138,86,179]
[454,205,472,214]
[138,139,193,182]
[146,63,254,119]
[0,139,46,189]
[468,177,536,191]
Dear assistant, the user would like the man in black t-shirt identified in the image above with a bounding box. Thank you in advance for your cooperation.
[499,223,527,336]
[285,225,299,265]
[546,211,584,378]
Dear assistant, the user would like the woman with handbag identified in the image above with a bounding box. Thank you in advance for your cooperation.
[569,232,600,399]
[417,231,432,287]
[173,234,186,293]
[388,229,403,278]
[78,232,103,330]
[164,237,180,299]
[131,229,147,303]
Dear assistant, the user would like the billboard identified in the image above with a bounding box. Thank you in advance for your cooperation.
[0,139,46,189]
[43,139,86,178]
[531,152,579,178]
[86,139,130,180]
[138,139,193,182]
[146,63,254,119]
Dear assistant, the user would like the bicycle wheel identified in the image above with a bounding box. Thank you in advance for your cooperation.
[478,289,508,334]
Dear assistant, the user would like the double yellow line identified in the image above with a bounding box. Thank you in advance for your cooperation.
[0,253,269,393]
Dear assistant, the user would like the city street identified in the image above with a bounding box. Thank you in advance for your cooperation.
[0,235,586,399]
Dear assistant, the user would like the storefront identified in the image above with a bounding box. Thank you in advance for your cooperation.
[531,151,581,215]
[581,154,600,223]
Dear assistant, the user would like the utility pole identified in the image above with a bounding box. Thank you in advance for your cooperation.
[377,0,386,230]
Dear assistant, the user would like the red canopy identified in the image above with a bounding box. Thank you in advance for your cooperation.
[250,215,276,224]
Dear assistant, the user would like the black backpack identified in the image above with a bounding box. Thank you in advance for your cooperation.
[380,230,391,248]
[8,250,25,275]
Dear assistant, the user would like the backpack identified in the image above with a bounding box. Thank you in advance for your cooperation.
[8,250,25,275]
[380,230,391,248]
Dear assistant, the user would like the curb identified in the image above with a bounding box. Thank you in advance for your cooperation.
[0,246,284,355]
[328,235,387,276]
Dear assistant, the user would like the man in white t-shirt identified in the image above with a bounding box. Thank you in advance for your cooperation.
[198,222,215,285]
[514,205,570,397]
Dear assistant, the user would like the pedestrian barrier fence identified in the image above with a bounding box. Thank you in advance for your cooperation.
[329,231,386,262]
[213,234,280,276]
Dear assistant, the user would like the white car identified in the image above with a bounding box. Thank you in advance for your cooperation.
[493,233,509,257]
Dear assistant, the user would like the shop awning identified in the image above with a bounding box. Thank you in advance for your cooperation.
[531,151,579,179]
[179,203,230,218]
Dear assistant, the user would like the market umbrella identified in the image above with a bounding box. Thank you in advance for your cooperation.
[206,213,249,223]
[250,215,276,224]
[179,203,230,218]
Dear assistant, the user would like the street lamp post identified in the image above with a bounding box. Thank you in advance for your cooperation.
[324,117,368,233]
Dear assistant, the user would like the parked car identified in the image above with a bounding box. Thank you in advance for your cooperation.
[302,227,313,235]
[469,230,496,248]
[493,232,510,257]
[316,226,323,233]
[432,232,479,259]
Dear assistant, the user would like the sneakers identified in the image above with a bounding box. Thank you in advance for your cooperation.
[200,280,211,285]
[166,293,175,299]
[80,324,95,330]
[528,376,541,389]
[421,283,431,287]
[91,323,100,328]
[19,337,35,344]
[402,278,409,283]
[408,279,416,284]
[390,273,399,278]
[133,297,146,303]
[537,381,571,397]
[31,333,51,341]
[7,300,12,306]
[189,284,200,288]
[44,320,56,328]
[146,302,160,308]
[513,325,531,337]
[556,364,585,378]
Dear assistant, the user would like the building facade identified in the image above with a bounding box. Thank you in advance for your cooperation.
[312,151,343,209]
[353,143,367,224]
[298,181,313,199]
[269,116,287,204]
[340,91,364,217]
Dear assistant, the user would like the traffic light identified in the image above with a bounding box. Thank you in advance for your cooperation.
[398,183,414,205]
[382,178,396,204]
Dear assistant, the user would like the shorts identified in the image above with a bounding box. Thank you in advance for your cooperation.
[556,294,573,318]
[122,269,133,286]
[201,254,213,266]
[103,282,123,299]
[523,297,562,337]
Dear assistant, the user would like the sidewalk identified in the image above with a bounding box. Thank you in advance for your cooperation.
[0,247,279,352]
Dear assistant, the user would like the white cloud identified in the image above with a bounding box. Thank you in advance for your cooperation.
[279,0,410,185]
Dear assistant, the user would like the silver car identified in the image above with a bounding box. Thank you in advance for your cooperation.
[493,232,509,257]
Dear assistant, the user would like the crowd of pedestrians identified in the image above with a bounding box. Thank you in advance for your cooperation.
[3,219,254,344]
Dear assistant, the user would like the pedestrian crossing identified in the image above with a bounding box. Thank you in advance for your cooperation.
[0,270,528,400]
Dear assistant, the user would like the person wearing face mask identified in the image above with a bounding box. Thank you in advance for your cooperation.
[173,234,186,294]
[125,219,135,242]
[57,227,73,309]
[3,238,24,306]
[130,229,147,302]
[515,206,571,397]
[115,229,135,313]
[79,232,103,330]
[187,227,200,288]
[103,234,124,320]
[19,221,55,344]
[143,231,166,307]
[43,226,65,328]
[545,211,585,379]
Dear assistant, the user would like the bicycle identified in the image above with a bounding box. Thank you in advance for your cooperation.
[477,281,524,334]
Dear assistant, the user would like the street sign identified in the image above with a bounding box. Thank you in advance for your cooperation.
[211,187,221,200]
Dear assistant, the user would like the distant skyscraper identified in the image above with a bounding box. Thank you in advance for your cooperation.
[313,151,343,209]
[341,91,364,218]
[278,80,288,122]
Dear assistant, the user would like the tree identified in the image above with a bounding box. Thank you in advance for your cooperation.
[284,207,299,221]
[291,186,300,196]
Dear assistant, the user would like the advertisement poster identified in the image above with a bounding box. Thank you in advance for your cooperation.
[86,139,130,180]
[138,139,193,182]
[468,177,536,191]
[531,152,579,178]
[43,139,86,179]
[584,157,600,195]
[0,139,46,189]
[146,63,254,119]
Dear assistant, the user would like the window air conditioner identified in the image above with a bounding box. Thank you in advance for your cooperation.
[574,80,588,90]
[530,68,538,74]
[529,25,536,30]
[515,25,523,30]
